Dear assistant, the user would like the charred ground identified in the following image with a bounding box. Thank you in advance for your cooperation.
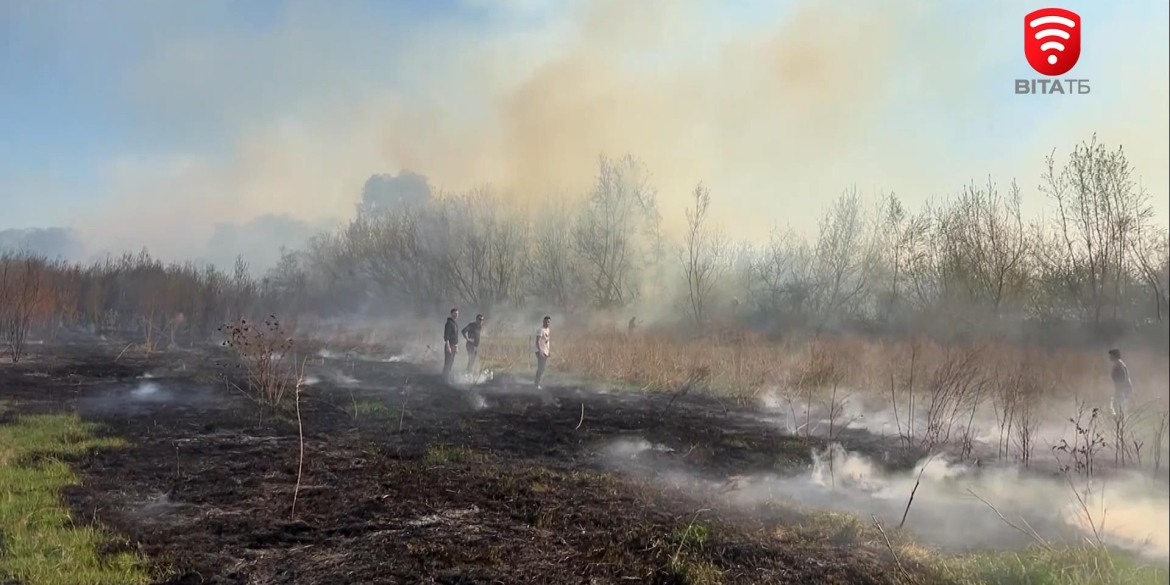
[3,342,951,584]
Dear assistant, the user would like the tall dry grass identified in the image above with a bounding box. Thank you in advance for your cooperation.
[477,327,1170,466]
[477,330,1152,401]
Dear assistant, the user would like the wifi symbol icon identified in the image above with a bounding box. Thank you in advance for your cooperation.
[1024,8,1082,76]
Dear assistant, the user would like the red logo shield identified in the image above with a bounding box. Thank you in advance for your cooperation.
[1024,8,1081,76]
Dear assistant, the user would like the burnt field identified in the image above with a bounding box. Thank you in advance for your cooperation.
[1,340,1166,585]
[0,341,911,585]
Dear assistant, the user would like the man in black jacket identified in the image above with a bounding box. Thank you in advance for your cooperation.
[462,314,485,374]
[443,308,459,383]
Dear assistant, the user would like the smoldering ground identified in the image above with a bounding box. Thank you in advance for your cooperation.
[77,380,229,416]
[601,436,1170,561]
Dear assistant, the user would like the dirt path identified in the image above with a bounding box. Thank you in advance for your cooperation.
[0,343,903,584]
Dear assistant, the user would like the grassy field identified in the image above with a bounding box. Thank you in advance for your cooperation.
[0,410,150,585]
[0,334,1166,584]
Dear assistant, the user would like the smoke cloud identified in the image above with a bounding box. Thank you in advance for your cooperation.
[9,0,1161,260]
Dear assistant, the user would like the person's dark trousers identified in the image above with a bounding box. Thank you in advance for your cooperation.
[443,346,455,382]
[465,343,479,374]
[534,352,547,387]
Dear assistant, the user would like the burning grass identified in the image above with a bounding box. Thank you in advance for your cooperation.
[0,411,150,585]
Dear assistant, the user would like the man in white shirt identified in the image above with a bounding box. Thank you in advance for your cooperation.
[534,315,551,390]
[1108,348,1133,416]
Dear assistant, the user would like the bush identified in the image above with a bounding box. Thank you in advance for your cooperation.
[219,315,295,406]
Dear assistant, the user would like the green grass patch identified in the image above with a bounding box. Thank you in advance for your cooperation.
[672,521,713,548]
[351,399,393,418]
[932,545,1170,585]
[424,444,479,465]
[668,556,724,585]
[0,411,151,585]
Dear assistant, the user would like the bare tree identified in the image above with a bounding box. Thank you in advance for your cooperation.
[749,227,814,321]
[879,193,931,321]
[572,155,659,308]
[443,189,529,307]
[681,183,729,327]
[0,255,46,362]
[530,200,583,313]
[1037,135,1153,325]
[808,187,880,330]
[935,177,1031,319]
[1129,222,1169,323]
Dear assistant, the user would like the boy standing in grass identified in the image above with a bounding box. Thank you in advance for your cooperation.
[534,315,551,390]
[1108,348,1133,416]
[443,308,459,383]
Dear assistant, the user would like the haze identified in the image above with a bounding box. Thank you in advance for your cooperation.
[2,0,1167,271]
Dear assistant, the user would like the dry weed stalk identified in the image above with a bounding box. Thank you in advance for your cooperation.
[1002,357,1047,468]
[1054,400,1107,480]
[291,355,308,519]
[1153,408,1169,472]
[871,514,912,583]
[1014,396,1041,468]
[888,339,921,452]
[918,345,987,451]
[398,378,411,433]
[898,454,936,530]
[966,488,1052,550]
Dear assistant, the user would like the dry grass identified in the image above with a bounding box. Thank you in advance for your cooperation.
[479,329,1164,405]
[479,328,1169,469]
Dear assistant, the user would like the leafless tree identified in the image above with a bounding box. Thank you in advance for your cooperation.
[0,254,46,362]
[808,187,880,330]
[935,177,1032,319]
[749,227,814,320]
[681,182,729,327]
[1037,135,1153,324]
[530,200,583,313]
[572,155,660,308]
[879,192,931,321]
[1129,224,1169,322]
[435,189,529,307]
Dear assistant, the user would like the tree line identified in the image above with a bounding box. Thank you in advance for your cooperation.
[1,135,1166,361]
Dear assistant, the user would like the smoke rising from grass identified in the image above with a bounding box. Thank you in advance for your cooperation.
[603,437,1170,560]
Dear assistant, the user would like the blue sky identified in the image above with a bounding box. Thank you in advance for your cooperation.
[1,0,1166,264]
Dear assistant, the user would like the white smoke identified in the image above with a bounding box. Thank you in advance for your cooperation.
[604,438,1170,560]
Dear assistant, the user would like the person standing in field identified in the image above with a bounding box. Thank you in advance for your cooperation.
[1108,348,1133,416]
[442,308,459,383]
[627,316,637,337]
[462,314,485,375]
[534,315,551,390]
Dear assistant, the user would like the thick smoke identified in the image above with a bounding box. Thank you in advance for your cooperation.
[7,0,1160,259]
[0,227,86,261]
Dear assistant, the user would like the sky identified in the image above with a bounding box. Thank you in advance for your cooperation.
[1,0,1167,268]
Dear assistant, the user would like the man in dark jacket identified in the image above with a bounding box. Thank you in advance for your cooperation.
[461,314,486,374]
[443,308,459,383]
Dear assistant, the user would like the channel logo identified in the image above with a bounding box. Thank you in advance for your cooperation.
[1024,8,1081,76]
[1015,7,1089,95]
